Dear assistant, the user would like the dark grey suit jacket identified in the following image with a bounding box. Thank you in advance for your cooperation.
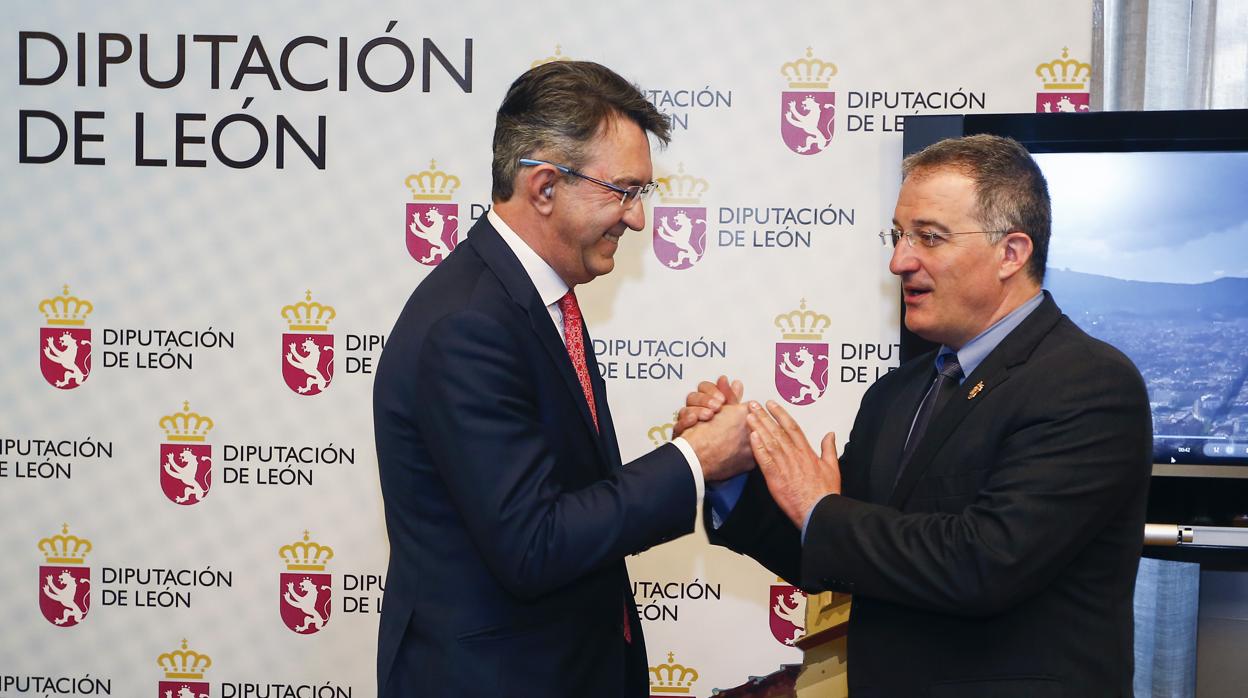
[710,293,1152,697]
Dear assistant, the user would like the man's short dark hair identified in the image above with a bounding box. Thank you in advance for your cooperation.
[491,60,671,201]
[902,134,1051,283]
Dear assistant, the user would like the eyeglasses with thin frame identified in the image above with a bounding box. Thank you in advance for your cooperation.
[879,228,1012,249]
[518,158,658,210]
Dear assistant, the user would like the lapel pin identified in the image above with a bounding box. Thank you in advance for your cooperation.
[967,381,985,399]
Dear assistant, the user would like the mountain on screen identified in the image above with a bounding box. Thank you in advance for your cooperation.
[1046,268,1248,320]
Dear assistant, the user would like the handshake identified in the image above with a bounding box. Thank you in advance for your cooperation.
[674,376,842,527]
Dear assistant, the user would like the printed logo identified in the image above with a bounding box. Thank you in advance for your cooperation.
[157,639,212,698]
[278,531,333,635]
[652,164,709,270]
[650,651,700,697]
[774,300,831,405]
[647,413,677,449]
[281,291,335,396]
[1035,47,1091,113]
[37,524,92,628]
[38,285,93,389]
[780,48,838,155]
[158,402,213,506]
[404,160,461,266]
[531,43,571,68]
[769,580,807,646]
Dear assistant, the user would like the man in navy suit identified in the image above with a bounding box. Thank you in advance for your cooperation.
[681,135,1152,697]
[373,61,754,697]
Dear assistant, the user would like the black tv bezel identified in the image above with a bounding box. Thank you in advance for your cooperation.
[899,109,1248,480]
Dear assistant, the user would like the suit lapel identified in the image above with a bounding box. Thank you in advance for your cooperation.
[888,293,1064,507]
[466,218,611,466]
[888,365,1009,507]
[584,324,623,470]
[525,290,608,447]
[864,361,932,504]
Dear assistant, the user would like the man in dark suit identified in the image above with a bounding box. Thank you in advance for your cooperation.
[681,135,1152,697]
[373,61,753,697]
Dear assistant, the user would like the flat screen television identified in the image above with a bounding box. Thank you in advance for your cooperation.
[900,110,1248,497]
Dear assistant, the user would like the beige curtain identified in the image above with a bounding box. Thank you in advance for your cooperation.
[1133,558,1200,698]
[1094,0,1248,109]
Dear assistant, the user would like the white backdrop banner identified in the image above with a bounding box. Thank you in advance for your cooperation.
[0,1,1093,695]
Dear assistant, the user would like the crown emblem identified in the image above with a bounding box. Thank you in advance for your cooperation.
[650,651,699,694]
[1035,47,1091,90]
[775,299,831,340]
[38,523,92,565]
[656,164,709,205]
[405,160,462,201]
[39,285,93,326]
[157,639,212,680]
[281,290,336,332]
[279,530,334,571]
[531,44,571,68]
[647,412,678,448]
[781,47,838,89]
[159,402,214,442]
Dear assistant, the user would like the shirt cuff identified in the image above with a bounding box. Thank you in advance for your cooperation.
[801,493,834,544]
[670,436,705,504]
[705,472,749,530]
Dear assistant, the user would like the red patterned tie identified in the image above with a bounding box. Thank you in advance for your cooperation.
[558,290,598,431]
[559,290,630,643]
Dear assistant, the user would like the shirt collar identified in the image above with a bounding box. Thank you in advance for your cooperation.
[938,291,1044,383]
[488,209,569,308]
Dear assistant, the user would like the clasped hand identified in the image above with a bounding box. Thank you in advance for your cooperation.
[676,376,842,528]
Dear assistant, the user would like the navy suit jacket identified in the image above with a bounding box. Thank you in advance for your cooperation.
[710,293,1152,697]
[373,216,695,696]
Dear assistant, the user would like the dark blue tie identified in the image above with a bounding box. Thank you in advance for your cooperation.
[894,354,963,490]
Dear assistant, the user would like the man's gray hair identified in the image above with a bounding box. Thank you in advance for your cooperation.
[902,134,1051,283]
[491,61,671,201]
